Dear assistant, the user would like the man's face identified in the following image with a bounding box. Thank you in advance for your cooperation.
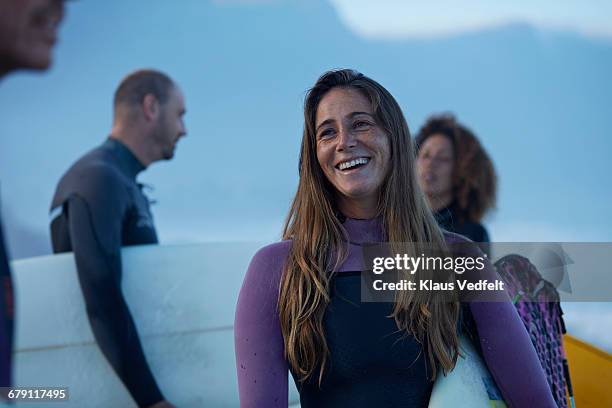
[153,86,187,161]
[0,0,65,74]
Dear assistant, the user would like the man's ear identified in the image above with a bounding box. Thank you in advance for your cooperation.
[142,93,159,122]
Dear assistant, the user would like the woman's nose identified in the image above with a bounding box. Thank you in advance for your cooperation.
[336,127,357,151]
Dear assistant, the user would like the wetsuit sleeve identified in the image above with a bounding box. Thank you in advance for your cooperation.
[466,253,556,407]
[234,243,290,408]
[0,220,13,389]
[66,192,163,407]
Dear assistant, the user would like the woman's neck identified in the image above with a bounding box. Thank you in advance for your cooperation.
[336,195,379,219]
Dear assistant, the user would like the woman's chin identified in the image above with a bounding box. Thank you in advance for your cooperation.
[336,187,379,211]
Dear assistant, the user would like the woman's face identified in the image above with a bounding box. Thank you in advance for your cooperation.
[416,134,455,200]
[315,87,391,217]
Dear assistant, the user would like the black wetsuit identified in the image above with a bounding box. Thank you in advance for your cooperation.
[295,274,432,407]
[0,217,13,388]
[434,202,490,255]
[50,138,163,407]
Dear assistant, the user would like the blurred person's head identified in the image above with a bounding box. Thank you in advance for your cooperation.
[111,69,187,166]
[0,0,66,77]
[415,114,496,222]
[281,69,457,385]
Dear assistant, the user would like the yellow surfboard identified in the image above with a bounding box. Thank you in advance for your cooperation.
[564,335,612,407]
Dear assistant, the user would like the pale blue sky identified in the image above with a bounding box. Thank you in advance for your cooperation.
[330,0,612,38]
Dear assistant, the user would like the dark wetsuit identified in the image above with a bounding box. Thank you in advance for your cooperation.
[0,218,13,388]
[435,202,490,255]
[234,217,556,407]
[50,138,163,407]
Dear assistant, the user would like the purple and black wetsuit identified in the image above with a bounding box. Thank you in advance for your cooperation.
[235,217,557,408]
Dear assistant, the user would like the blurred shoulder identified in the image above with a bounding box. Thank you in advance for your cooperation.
[53,154,127,208]
[60,148,123,187]
[453,220,490,244]
[442,230,472,245]
[442,230,488,257]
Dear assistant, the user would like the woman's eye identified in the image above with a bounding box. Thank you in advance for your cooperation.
[319,128,335,139]
[354,121,371,129]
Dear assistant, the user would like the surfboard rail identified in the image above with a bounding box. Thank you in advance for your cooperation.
[564,334,612,408]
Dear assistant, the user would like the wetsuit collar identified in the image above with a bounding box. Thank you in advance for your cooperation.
[434,203,454,230]
[434,201,469,230]
[341,215,386,244]
[103,137,145,179]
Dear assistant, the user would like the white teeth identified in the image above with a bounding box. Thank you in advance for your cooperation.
[338,157,369,170]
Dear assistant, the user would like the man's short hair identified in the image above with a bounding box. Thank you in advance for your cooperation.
[113,69,175,109]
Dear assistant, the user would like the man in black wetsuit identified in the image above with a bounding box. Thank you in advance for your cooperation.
[0,0,67,391]
[50,70,186,408]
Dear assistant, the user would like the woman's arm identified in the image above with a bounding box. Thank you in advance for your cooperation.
[445,232,556,407]
[470,300,557,407]
[465,249,556,408]
[234,242,292,408]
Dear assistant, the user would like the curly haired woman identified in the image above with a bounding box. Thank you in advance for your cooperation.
[415,114,496,248]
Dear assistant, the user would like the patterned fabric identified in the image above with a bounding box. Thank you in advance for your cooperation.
[495,254,568,408]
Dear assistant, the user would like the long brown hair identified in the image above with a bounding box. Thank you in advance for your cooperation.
[415,114,497,222]
[280,69,460,384]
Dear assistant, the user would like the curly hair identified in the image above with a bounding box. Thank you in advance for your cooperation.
[415,114,497,223]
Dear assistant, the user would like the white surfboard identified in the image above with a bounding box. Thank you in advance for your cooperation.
[428,335,507,407]
[9,243,301,408]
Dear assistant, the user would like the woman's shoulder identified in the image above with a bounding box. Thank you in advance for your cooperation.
[441,229,489,257]
[442,226,491,256]
[453,220,490,243]
[442,230,472,245]
[251,240,292,264]
[237,241,293,312]
[244,240,293,285]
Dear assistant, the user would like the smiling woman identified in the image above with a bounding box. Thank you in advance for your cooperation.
[315,87,391,219]
[234,69,556,408]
